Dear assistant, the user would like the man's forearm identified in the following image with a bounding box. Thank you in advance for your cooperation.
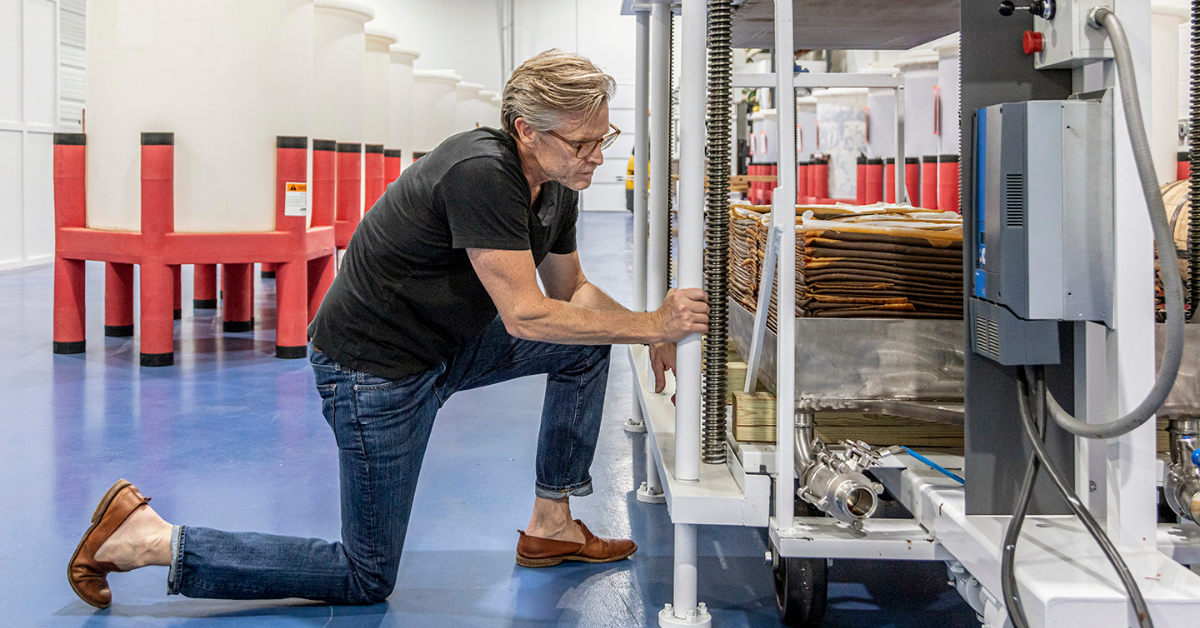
[506,295,661,345]
[568,281,628,314]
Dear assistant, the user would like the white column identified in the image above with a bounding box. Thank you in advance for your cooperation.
[773,0,797,534]
[674,0,706,486]
[1107,0,1156,548]
[648,0,672,309]
[634,9,651,315]
[627,6,652,436]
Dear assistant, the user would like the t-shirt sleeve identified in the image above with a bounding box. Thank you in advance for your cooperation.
[550,190,579,255]
[440,157,531,251]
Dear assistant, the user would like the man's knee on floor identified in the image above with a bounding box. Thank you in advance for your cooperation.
[344,564,397,605]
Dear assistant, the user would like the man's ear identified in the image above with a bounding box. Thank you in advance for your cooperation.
[513,117,537,145]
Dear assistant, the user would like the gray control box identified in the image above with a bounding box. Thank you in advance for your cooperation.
[970,94,1113,365]
[973,96,1113,326]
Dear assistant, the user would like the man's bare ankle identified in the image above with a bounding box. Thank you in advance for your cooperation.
[94,505,173,570]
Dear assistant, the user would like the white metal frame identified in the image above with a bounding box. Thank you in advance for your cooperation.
[624,0,1200,626]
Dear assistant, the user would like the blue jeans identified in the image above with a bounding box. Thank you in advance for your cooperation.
[167,317,611,603]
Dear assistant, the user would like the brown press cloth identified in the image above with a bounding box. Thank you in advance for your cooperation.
[804,248,963,265]
[804,230,963,250]
[804,240,963,259]
[801,267,964,285]
[801,258,963,273]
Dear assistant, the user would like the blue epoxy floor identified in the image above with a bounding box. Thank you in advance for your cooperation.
[0,212,979,627]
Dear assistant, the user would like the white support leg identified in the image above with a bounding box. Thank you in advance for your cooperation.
[773,0,797,536]
[659,523,712,627]
[1106,0,1156,549]
[659,1,707,625]
[626,6,652,435]
[639,434,666,503]
[673,0,705,486]
[648,0,672,311]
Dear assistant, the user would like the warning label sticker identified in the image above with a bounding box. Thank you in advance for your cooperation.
[285,182,308,217]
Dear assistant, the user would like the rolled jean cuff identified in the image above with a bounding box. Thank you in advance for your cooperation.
[535,478,593,499]
[166,524,185,595]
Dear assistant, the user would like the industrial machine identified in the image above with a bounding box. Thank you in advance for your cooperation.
[624,0,1200,626]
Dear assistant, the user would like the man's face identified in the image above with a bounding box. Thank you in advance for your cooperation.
[534,103,610,191]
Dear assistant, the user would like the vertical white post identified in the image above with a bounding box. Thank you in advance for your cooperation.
[1106,0,1156,548]
[895,84,907,204]
[674,0,705,486]
[634,10,651,314]
[628,5,652,436]
[1074,322,1109,518]
[648,0,672,310]
[642,0,673,500]
[673,523,698,616]
[773,0,797,535]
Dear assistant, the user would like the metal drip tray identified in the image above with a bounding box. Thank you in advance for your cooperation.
[727,299,965,403]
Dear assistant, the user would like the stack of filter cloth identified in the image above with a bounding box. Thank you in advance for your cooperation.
[727,202,966,454]
[727,203,964,331]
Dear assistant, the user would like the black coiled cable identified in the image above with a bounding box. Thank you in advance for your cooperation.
[702,0,733,465]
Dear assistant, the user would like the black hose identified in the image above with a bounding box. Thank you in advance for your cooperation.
[1000,381,1042,628]
[1004,367,1154,628]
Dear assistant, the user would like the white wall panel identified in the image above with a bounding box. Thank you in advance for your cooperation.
[1,0,71,268]
[22,131,53,261]
[22,0,56,129]
[0,130,24,266]
[358,0,503,91]
[0,0,21,124]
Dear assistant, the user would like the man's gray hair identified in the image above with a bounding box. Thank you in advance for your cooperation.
[501,50,616,135]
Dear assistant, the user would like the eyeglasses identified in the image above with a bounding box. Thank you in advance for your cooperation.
[546,123,621,158]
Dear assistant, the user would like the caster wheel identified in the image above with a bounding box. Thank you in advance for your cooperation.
[772,548,828,627]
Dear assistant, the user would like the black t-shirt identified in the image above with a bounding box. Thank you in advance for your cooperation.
[308,127,579,379]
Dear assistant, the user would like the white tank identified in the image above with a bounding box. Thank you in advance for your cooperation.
[478,90,500,130]
[750,109,780,164]
[796,96,818,161]
[454,82,485,132]
[363,26,397,148]
[813,88,868,199]
[895,48,940,160]
[491,94,504,130]
[314,0,373,144]
[1152,5,1188,184]
[862,67,899,159]
[387,45,420,161]
[85,0,314,233]
[412,70,462,154]
[934,37,960,156]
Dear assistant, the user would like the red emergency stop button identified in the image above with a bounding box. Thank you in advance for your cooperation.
[1023,30,1044,55]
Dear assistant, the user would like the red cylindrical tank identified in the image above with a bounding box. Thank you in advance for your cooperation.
[865,158,883,204]
[1179,151,1190,182]
[797,161,810,201]
[938,154,961,213]
[811,156,829,200]
[856,155,868,205]
[885,158,896,203]
[921,156,939,209]
[905,157,920,205]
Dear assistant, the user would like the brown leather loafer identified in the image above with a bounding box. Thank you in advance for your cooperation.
[516,520,637,568]
[67,479,152,608]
